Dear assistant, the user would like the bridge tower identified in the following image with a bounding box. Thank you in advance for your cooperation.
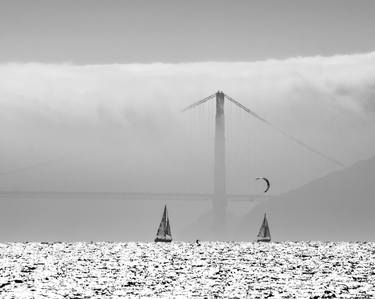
[213,91,226,238]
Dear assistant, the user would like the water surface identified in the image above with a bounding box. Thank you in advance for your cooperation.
[0,242,374,298]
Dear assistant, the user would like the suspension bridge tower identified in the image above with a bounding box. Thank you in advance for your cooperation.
[183,90,229,238]
[213,91,227,236]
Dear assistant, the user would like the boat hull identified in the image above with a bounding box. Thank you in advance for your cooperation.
[257,238,271,242]
[154,238,172,243]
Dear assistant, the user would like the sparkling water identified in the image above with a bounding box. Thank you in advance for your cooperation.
[0,242,374,298]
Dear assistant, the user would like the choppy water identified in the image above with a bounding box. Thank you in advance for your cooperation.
[0,242,374,298]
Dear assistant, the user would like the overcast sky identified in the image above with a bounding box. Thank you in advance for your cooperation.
[1,1,375,240]
[1,0,375,63]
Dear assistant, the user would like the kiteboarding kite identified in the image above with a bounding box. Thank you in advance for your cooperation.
[256,177,270,193]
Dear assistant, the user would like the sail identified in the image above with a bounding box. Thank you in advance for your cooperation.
[257,213,271,242]
[155,205,172,242]
[156,205,167,237]
[166,218,172,237]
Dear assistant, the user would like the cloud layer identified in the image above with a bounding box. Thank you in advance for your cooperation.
[1,52,375,194]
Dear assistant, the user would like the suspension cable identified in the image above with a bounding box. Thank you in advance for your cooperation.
[181,93,216,112]
[224,93,344,167]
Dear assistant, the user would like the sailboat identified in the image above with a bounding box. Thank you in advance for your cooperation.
[257,213,271,242]
[154,205,172,242]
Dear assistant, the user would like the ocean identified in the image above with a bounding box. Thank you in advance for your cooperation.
[0,242,374,298]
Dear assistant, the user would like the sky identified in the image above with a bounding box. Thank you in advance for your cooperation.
[1,0,375,240]
[1,0,375,63]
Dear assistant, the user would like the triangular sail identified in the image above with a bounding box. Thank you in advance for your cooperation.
[257,213,271,242]
[155,205,172,242]
[166,218,171,237]
[156,205,167,237]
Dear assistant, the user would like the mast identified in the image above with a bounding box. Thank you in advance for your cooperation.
[213,91,226,238]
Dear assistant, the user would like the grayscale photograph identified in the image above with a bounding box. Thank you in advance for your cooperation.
[0,0,375,298]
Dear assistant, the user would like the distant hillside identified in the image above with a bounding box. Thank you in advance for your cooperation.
[241,157,375,241]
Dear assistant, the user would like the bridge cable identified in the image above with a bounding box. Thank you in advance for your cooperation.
[224,94,344,167]
[181,93,216,112]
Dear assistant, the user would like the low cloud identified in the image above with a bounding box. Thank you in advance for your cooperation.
[1,52,375,193]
